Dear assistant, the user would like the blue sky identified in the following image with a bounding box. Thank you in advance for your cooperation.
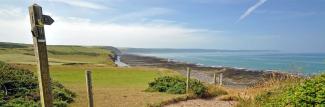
[0,0,324,52]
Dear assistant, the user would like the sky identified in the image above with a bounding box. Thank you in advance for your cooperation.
[0,0,324,52]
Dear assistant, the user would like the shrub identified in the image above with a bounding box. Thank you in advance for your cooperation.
[0,62,75,106]
[289,74,325,106]
[190,79,207,97]
[166,82,186,94]
[255,74,325,106]
[147,76,207,97]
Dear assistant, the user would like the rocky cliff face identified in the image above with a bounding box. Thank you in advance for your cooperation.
[104,46,123,63]
[105,46,122,55]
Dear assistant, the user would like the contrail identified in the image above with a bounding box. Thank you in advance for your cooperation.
[238,0,267,21]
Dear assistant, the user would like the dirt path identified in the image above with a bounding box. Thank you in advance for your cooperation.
[164,96,237,107]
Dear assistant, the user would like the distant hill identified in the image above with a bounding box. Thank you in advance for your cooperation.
[104,46,122,55]
[0,42,29,48]
[119,48,278,54]
[0,42,117,66]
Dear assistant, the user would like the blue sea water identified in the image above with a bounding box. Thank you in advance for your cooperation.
[137,52,325,74]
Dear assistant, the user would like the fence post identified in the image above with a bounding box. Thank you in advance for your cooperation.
[219,73,223,86]
[213,73,217,85]
[86,70,94,107]
[186,67,191,93]
[28,4,54,107]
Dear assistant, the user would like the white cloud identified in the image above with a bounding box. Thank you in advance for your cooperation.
[0,7,220,48]
[46,17,218,48]
[47,0,108,10]
[238,0,267,21]
[0,7,31,43]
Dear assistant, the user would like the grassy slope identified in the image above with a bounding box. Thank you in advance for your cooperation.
[1,42,185,107]
[0,42,114,65]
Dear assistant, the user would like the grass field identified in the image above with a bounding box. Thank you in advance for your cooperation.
[1,42,186,107]
[17,65,184,107]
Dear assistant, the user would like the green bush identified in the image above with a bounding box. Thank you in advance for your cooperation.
[190,80,207,97]
[0,62,75,106]
[290,74,325,106]
[147,76,207,97]
[256,74,325,107]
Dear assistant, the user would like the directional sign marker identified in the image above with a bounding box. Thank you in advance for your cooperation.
[42,15,54,25]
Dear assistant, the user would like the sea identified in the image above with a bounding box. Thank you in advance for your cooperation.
[134,52,325,75]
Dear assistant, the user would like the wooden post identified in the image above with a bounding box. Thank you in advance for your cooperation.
[86,70,94,107]
[29,4,54,107]
[213,73,217,85]
[219,73,223,86]
[186,67,191,93]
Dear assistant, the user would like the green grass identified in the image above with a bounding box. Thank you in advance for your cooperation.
[50,66,184,107]
[235,77,304,107]
[51,66,177,88]
[1,42,187,107]
[16,64,184,107]
[0,43,115,66]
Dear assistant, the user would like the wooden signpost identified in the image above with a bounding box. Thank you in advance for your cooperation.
[29,4,54,107]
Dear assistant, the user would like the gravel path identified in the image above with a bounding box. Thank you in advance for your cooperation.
[164,96,237,107]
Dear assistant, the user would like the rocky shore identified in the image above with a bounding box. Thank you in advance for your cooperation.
[120,54,291,88]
